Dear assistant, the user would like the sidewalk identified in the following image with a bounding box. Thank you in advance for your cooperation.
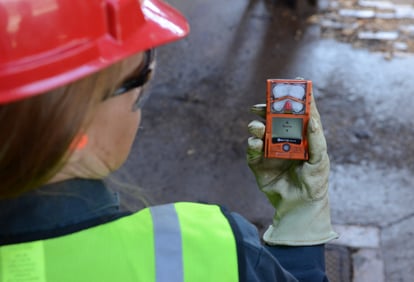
[314,1,414,281]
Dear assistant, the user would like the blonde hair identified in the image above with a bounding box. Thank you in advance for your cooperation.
[0,63,123,198]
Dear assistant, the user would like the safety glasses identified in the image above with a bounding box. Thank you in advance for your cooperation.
[112,49,156,111]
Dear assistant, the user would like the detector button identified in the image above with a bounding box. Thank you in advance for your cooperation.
[282,144,291,152]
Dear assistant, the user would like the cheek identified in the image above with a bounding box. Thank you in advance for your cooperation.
[87,92,142,170]
[118,110,141,150]
[108,109,142,167]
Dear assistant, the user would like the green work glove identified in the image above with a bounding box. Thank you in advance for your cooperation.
[247,96,338,246]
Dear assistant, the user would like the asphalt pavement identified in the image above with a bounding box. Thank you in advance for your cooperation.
[112,0,414,281]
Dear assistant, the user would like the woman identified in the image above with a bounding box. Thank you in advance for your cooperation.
[0,0,337,281]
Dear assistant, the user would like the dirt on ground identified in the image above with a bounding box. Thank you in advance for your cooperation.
[310,0,414,57]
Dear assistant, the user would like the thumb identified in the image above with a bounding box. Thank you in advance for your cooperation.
[307,95,327,164]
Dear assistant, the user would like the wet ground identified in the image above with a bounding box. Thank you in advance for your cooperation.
[112,0,414,281]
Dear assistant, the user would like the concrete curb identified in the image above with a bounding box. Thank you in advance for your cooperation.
[332,224,385,282]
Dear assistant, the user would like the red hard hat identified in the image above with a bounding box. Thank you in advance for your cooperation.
[0,0,189,104]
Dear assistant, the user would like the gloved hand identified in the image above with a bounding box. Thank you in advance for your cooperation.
[247,95,338,246]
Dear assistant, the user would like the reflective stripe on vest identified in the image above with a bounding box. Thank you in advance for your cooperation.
[0,202,239,282]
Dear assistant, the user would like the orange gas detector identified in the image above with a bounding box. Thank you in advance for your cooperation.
[264,78,312,160]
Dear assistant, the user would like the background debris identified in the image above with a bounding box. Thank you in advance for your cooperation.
[312,0,414,56]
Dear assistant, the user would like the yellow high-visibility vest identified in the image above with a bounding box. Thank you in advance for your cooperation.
[0,202,239,282]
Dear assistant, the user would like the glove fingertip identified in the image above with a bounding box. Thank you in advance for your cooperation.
[248,120,265,139]
[247,139,264,165]
[250,104,266,119]
[248,136,264,152]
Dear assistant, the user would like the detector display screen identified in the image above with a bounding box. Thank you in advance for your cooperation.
[272,117,303,144]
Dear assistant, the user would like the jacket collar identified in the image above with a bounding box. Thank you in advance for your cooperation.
[0,179,120,238]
